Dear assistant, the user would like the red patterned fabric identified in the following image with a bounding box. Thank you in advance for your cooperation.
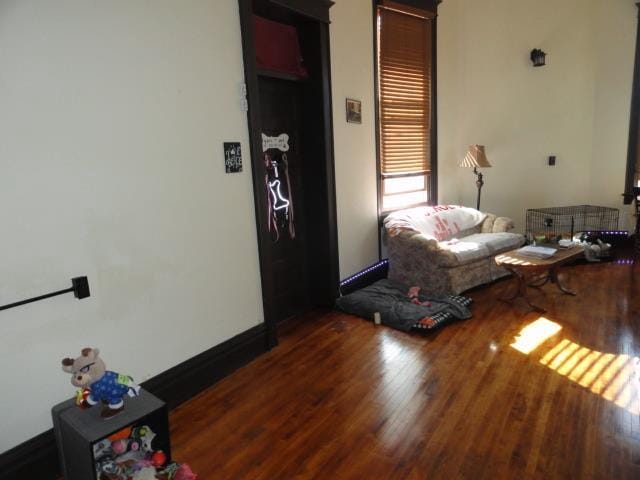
[254,15,308,77]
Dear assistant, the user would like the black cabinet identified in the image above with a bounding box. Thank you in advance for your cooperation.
[51,390,170,480]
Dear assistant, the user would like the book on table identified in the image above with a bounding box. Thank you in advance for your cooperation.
[516,245,557,259]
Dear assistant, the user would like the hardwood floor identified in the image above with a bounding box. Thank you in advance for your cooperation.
[169,255,640,479]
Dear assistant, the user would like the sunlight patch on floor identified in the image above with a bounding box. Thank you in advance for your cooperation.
[510,317,562,354]
[511,317,640,416]
[540,340,640,415]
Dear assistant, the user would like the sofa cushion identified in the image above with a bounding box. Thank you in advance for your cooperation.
[460,232,525,254]
[439,239,490,265]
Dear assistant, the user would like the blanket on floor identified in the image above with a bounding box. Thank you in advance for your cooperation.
[335,279,472,332]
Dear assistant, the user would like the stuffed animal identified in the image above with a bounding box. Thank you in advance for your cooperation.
[61,348,140,418]
[159,463,197,480]
[131,467,158,480]
[582,239,612,262]
[173,464,198,480]
[93,438,112,460]
[95,457,124,479]
[151,450,167,468]
[131,425,156,453]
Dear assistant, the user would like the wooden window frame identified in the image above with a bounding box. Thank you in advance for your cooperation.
[381,172,429,196]
[624,3,640,204]
[373,0,439,219]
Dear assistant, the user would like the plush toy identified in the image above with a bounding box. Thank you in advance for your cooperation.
[61,348,140,418]
[582,239,612,263]
[131,467,158,480]
[92,439,112,461]
[75,387,92,409]
[111,437,141,456]
[95,457,124,479]
[156,462,197,480]
[407,286,432,307]
[151,450,167,468]
[108,426,133,443]
[131,425,156,453]
[173,464,198,480]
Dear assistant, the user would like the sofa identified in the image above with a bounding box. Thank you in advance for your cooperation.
[383,205,525,295]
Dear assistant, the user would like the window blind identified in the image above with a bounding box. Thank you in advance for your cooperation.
[378,6,432,177]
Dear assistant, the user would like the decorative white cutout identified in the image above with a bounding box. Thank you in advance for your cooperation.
[268,179,290,211]
[267,160,290,211]
[262,133,290,152]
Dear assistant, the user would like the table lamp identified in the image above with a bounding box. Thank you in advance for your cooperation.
[459,145,492,210]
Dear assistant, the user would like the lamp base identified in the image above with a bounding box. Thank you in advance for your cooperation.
[473,167,484,211]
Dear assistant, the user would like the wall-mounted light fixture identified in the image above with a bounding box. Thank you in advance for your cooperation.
[530,49,546,67]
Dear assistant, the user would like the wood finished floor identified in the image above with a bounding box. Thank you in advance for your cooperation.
[170,255,640,479]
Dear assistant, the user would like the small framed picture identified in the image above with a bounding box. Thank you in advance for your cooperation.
[224,142,242,173]
[346,98,362,124]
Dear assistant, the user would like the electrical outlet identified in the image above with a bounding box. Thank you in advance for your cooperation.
[548,155,556,166]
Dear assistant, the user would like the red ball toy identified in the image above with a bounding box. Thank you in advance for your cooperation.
[151,450,167,467]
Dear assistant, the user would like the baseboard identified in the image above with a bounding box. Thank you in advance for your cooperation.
[0,323,268,480]
[0,430,59,480]
[142,323,268,409]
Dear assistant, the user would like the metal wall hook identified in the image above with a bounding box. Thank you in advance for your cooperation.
[0,276,90,312]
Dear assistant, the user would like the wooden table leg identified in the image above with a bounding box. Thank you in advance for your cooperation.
[550,266,576,296]
[528,273,550,288]
[500,267,546,312]
[501,270,521,301]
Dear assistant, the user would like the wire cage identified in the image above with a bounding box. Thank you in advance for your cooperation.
[525,205,619,242]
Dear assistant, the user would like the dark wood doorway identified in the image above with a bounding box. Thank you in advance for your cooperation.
[238,0,339,347]
[258,78,310,321]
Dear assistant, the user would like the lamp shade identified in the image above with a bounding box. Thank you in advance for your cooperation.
[459,145,492,168]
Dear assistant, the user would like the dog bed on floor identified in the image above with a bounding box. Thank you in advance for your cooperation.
[335,279,473,332]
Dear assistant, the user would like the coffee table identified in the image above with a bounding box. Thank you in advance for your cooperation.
[494,245,584,312]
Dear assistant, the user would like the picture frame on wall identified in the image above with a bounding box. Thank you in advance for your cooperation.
[224,142,243,173]
[346,98,362,124]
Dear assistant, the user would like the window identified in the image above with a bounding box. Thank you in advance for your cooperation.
[376,0,437,212]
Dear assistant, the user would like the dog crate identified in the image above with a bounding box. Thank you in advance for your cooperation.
[525,205,619,242]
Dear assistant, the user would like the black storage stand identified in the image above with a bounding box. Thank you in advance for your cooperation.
[51,389,170,480]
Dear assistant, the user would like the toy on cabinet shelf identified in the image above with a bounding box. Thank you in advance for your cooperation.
[61,347,140,419]
[91,424,192,479]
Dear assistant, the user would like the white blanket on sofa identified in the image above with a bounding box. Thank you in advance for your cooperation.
[385,205,486,241]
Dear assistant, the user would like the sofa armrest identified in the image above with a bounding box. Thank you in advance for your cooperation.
[389,232,458,267]
[493,216,515,232]
[480,214,497,233]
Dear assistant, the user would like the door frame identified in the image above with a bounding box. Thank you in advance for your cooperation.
[237,0,339,348]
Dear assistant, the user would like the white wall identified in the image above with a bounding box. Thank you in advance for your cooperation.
[0,0,263,453]
[439,0,595,229]
[330,0,380,278]
[438,0,637,232]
